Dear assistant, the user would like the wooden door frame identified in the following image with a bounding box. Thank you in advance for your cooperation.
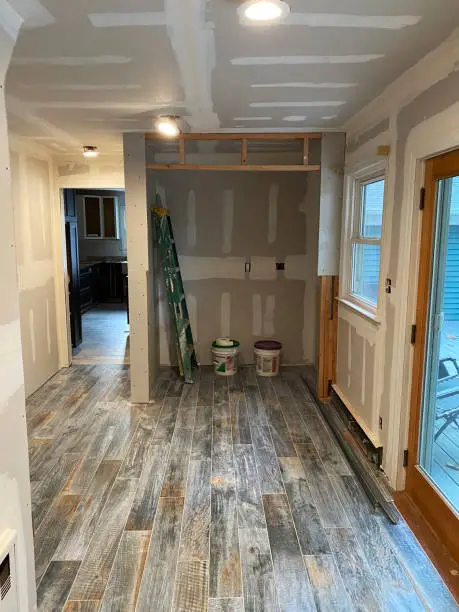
[406,149,459,564]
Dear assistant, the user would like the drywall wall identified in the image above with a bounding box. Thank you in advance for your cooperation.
[75,189,127,259]
[55,154,125,189]
[152,169,320,366]
[10,138,60,397]
[337,27,459,487]
[318,133,346,276]
[0,24,36,612]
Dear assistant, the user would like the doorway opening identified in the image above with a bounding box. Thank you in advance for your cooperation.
[63,188,130,365]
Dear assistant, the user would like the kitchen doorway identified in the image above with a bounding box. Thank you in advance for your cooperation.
[63,188,130,365]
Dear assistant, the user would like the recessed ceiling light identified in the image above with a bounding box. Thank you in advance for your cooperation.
[156,116,180,138]
[83,146,99,158]
[238,0,290,26]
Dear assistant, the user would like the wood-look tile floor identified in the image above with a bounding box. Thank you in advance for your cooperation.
[27,365,457,611]
[73,304,130,365]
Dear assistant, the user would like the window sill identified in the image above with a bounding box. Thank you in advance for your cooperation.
[337,297,381,326]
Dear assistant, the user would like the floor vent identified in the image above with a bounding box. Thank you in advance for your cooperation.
[0,530,18,612]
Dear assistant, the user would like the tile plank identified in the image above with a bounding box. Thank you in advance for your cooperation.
[210,478,242,598]
[136,497,185,612]
[154,397,181,441]
[63,602,101,612]
[234,444,265,528]
[326,527,382,611]
[304,554,353,611]
[279,457,331,555]
[32,453,81,531]
[179,460,211,562]
[99,531,150,612]
[250,425,284,495]
[238,528,279,612]
[332,475,426,611]
[171,560,208,612]
[54,460,121,561]
[198,367,214,406]
[295,444,350,529]
[161,427,193,497]
[68,477,138,601]
[191,406,213,460]
[230,381,251,445]
[37,561,81,612]
[118,418,156,479]
[208,597,245,611]
[263,494,315,611]
[125,441,170,531]
[35,494,81,585]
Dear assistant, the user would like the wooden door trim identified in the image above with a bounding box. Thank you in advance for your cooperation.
[406,149,459,565]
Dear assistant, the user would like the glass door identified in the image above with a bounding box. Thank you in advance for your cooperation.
[406,149,459,567]
[419,176,459,513]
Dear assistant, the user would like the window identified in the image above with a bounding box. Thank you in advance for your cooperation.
[342,162,386,316]
[83,196,118,239]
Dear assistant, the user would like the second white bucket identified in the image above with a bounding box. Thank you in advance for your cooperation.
[212,338,240,376]
[254,340,282,377]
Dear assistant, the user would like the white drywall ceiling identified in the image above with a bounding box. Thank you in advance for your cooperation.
[5,0,459,153]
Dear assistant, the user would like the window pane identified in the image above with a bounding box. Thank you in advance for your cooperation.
[103,198,116,238]
[85,197,101,236]
[351,243,381,304]
[361,179,384,238]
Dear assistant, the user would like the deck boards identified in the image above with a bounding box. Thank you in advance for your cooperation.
[27,363,456,610]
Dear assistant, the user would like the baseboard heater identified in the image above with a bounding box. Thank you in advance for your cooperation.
[300,376,399,525]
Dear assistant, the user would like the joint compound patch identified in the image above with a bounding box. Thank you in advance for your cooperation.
[221,293,230,338]
[252,295,262,337]
[268,184,279,244]
[264,296,275,336]
[222,189,234,254]
[187,190,197,247]
[249,257,277,281]
[179,256,245,281]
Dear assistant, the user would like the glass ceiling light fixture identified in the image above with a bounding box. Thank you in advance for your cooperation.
[83,146,99,158]
[156,116,181,138]
[238,0,290,26]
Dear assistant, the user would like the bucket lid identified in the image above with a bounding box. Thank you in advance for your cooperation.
[254,340,282,351]
[213,338,240,349]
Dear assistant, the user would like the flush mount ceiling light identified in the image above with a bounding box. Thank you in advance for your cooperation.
[156,116,180,138]
[238,0,290,26]
[83,146,99,158]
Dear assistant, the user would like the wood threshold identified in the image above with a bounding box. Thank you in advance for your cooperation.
[146,164,321,172]
[394,491,459,602]
[332,383,382,449]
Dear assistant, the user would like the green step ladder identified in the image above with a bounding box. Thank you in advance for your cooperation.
[153,206,199,383]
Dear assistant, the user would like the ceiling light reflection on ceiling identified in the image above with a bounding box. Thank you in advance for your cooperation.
[156,117,180,138]
[83,146,99,158]
[238,0,290,26]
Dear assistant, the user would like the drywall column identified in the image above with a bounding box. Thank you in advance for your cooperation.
[318,133,346,275]
[0,25,36,612]
[124,134,157,402]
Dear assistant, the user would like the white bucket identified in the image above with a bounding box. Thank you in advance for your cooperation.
[254,341,282,377]
[212,338,240,376]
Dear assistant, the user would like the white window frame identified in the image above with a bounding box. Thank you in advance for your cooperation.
[83,195,119,239]
[340,159,387,319]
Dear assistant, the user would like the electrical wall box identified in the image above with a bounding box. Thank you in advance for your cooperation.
[0,530,18,612]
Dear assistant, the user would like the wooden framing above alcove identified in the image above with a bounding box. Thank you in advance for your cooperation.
[145,132,322,171]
